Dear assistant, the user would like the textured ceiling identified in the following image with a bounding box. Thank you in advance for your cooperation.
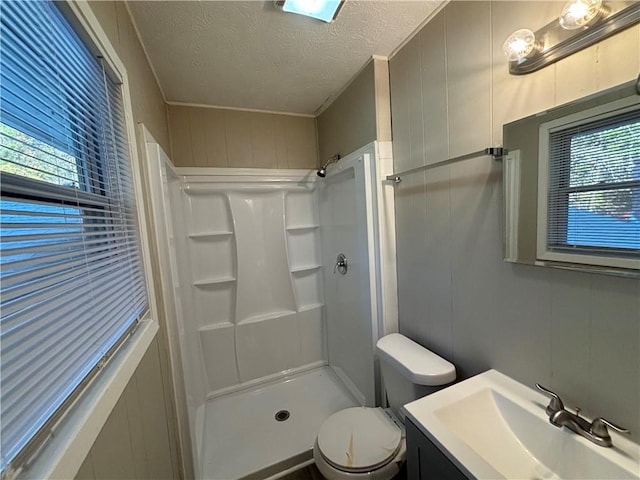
[127,1,443,115]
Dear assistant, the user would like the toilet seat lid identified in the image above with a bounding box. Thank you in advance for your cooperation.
[317,407,402,472]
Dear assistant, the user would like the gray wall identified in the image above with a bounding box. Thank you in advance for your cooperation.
[390,1,640,440]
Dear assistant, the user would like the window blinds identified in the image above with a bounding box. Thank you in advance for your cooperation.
[546,109,640,256]
[0,1,148,472]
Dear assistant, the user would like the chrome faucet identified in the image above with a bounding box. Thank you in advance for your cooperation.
[536,384,630,448]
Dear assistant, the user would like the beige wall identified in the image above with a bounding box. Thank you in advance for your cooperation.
[75,339,177,480]
[317,58,392,162]
[87,1,169,153]
[390,2,640,440]
[82,2,184,478]
[317,61,376,162]
[167,105,317,168]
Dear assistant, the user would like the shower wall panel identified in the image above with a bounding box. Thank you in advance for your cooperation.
[229,192,296,322]
[174,175,326,398]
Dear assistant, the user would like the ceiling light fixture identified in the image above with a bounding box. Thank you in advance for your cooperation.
[504,1,640,75]
[275,0,344,23]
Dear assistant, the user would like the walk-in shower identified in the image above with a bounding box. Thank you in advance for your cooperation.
[143,128,396,479]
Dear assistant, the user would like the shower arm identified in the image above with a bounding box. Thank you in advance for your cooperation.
[317,153,341,177]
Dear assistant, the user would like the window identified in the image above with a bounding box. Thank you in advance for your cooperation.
[0,1,148,474]
[537,96,640,270]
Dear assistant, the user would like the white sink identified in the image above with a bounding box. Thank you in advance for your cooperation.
[404,370,640,479]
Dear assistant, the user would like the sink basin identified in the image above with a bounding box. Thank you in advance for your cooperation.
[404,370,640,479]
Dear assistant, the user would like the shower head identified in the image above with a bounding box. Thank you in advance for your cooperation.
[316,153,340,178]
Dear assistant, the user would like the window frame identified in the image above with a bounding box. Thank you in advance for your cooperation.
[537,95,640,271]
[0,1,160,478]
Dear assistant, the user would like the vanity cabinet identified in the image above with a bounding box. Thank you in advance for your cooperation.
[406,418,469,480]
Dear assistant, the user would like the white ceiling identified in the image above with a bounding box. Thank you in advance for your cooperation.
[127,1,443,116]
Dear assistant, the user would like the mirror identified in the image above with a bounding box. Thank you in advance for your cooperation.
[502,79,640,277]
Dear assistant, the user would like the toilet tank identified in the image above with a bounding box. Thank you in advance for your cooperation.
[376,334,455,418]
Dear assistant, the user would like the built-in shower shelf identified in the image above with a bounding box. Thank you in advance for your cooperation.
[237,310,298,325]
[193,276,236,287]
[188,231,234,239]
[290,264,322,273]
[198,322,234,332]
[299,303,324,312]
[286,224,320,232]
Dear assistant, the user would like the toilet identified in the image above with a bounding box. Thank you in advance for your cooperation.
[313,333,456,480]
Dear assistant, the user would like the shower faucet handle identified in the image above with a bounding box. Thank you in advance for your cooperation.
[334,253,348,275]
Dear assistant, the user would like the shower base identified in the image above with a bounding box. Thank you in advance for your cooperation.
[199,366,359,479]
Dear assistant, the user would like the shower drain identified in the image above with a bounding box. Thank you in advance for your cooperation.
[275,410,290,422]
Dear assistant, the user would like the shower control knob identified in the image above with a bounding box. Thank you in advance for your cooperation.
[334,253,348,275]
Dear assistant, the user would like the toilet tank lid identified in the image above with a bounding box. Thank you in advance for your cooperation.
[376,333,456,386]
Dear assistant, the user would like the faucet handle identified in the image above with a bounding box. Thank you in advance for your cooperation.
[535,383,565,416]
[590,418,630,437]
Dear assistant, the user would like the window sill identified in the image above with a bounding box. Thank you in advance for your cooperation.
[537,249,640,273]
[533,258,640,279]
[18,318,158,480]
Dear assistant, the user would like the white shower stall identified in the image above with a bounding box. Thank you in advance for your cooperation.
[142,126,396,479]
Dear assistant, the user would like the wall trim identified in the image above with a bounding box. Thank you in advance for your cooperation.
[166,100,315,118]
[124,2,167,102]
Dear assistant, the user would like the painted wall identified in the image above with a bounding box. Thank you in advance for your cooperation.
[75,339,177,480]
[78,2,183,478]
[317,58,392,163]
[390,1,640,441]
[167,105,317,168]
[317,61,377,163]
[88,2,169,153]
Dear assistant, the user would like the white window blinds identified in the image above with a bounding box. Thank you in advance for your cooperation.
[0,1,148,473]
[545,108,640,261]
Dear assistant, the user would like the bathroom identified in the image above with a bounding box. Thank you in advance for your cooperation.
[0,0,638,479]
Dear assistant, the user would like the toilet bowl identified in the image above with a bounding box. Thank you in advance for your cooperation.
[313,407,406,480]
[314,334,455,480]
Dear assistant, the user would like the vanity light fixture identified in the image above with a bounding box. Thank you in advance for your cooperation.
[275,0,344,23]
[504,0,640,75]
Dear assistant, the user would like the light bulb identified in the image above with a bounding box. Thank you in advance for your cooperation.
[559,0,603,30]
[503,29,537,62]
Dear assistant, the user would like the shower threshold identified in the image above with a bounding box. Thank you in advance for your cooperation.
[199,366,358,479]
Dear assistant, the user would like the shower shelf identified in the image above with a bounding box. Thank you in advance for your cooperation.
[198,322,234,332]
[188,231,234,239]
[290,264,322,273]
[237,310,298,325]
[193,276,236,286]
[286,224,320,232]
[299,303,323,312]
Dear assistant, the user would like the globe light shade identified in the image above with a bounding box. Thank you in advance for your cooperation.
[559,0,604,30]
[503,29,537,61]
